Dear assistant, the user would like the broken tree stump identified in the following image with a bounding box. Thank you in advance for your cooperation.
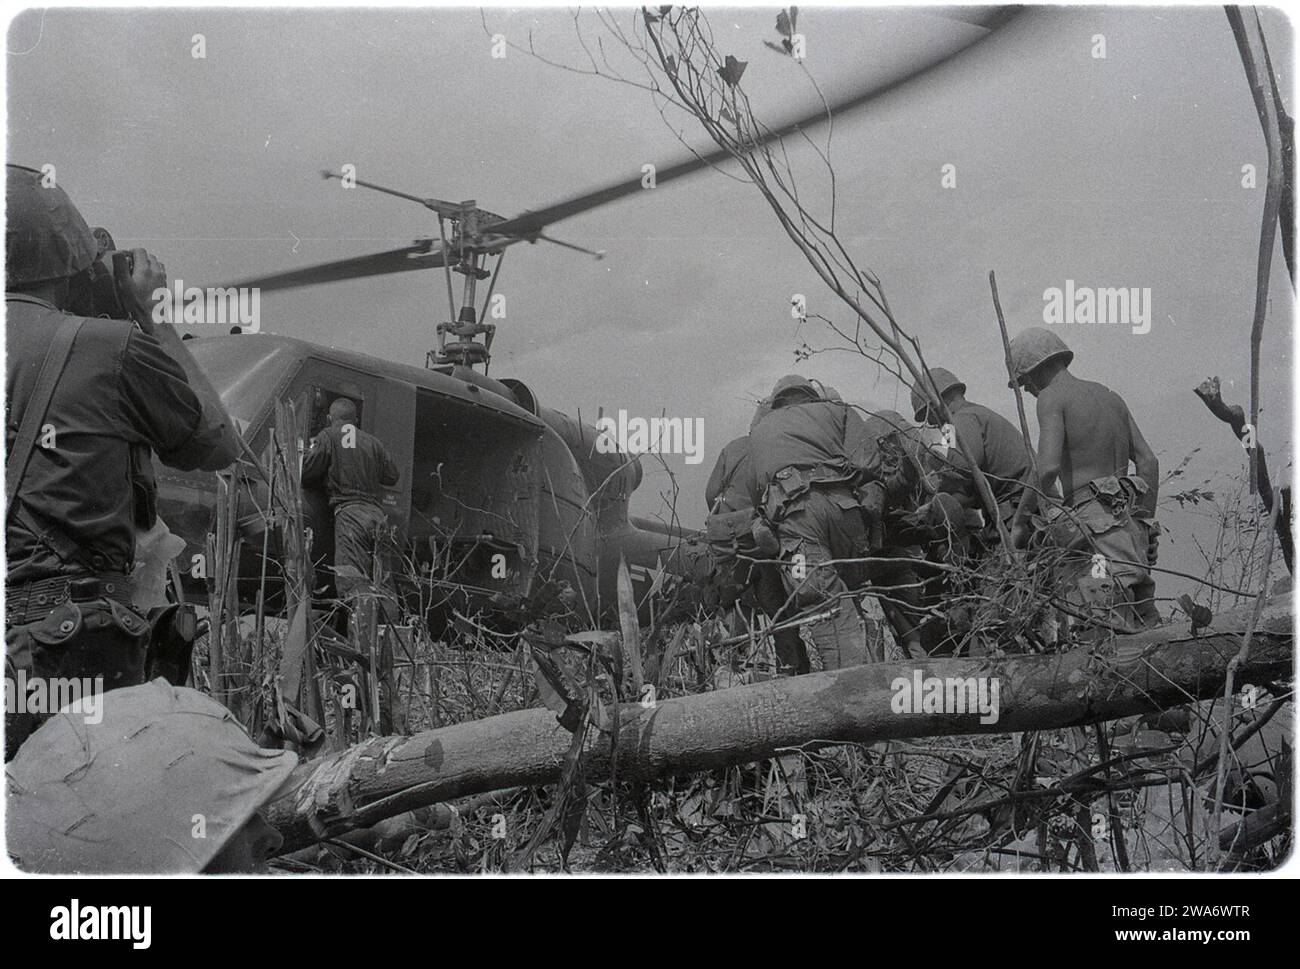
[1194,375,1293,573]
[268,603,1292,852]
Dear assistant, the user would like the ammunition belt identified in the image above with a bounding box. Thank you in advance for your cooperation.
[763,464,858,521]
[5,573,134,627]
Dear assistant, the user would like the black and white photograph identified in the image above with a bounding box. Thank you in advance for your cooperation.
[2,1,1294,906]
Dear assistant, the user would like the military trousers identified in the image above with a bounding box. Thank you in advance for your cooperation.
[706,535,808,676]
[749,560,809,675]
[775,488,869,671]
[332,502,390,595]
[1041,476,1159,635]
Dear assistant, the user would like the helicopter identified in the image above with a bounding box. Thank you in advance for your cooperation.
[156,175,712,628]
[153,8,1018,629]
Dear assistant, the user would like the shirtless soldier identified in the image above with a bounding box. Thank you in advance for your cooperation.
[1006,328,1161,631]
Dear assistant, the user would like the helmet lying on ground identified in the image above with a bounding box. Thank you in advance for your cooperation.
[6,679,298,874]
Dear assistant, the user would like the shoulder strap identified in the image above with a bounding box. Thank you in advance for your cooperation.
[6,314,89,522]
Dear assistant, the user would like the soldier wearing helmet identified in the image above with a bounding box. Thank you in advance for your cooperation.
[704,398,806,674]
[5,165,242,759]
[909,365,1034,539]
[749,376,923,668]
[1005,327,1161,631]
[6,679,297,873]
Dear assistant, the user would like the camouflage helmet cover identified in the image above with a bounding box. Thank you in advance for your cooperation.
[5,164,98,288]
[6,679,298,874]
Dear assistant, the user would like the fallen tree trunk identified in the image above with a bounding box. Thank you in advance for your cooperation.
[268,603,1292,852]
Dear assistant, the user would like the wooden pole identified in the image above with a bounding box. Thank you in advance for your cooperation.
[1225,5,1288,496]
[988,270,1038,481]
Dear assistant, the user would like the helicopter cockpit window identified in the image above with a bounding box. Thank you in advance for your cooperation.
[307,387,363,438]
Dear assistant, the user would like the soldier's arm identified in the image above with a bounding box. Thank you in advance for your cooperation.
[704,449,729,512]
[117,249,241,469]
[1011,401,1062,547]
[379,443,400,487]
[1034,391,1066,504]
[118,328,232,472]
[300,432,331,487]
[1126,405,1159,516]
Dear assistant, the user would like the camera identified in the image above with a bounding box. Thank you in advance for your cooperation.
[71,226,135,319]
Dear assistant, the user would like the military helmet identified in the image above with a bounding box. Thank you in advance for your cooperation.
[909,367,966,421]
[1007,327,1074,385]
[769,374,819,405]
[5,164,98,288]
[873,408,909,430]
[6,679,298,874]
[865,408,910,443]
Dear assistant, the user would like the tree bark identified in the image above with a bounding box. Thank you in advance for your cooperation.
[268,603,1291,852]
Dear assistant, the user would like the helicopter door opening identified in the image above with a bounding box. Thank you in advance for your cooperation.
[285,367,408,602]
[408,387,541,609]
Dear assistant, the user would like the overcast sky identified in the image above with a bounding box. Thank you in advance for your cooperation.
[7,5,1293,599]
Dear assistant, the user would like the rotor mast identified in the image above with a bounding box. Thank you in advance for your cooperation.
[318,172,503,371]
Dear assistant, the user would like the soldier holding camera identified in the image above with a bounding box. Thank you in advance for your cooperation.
[4,164,242,759]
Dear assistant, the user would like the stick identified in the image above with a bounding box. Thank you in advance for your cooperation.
[1210,482,1282,867]
[1225,6,1287,496]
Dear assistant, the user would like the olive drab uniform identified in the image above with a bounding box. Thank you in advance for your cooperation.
[749,379,888,670]
[704,433,806,675]
[856,412,934,658]
[935,402,1033,526]
[300,422,400,596]
[4,296,227,760]
[926,401,1036,653]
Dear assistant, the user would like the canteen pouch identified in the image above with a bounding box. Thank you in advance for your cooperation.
[706,507,760,557]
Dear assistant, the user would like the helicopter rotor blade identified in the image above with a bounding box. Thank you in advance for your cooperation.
[228,8,1022,294]
[320,170,467,218]
[219,241,447,292]
[490,6,1022,239]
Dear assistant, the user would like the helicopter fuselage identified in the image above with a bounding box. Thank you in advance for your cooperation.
[158,334,704,628]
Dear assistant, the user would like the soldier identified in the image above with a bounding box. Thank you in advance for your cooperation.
[910,366,1034,532]
[1006,327,1161,631]
[6,679,298,873]
[301,398,401,729]
[4,165,242,760]
[750,375,921,669]
[300,397,400,598]
[705,400,806,675]
[858,408,942,658]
